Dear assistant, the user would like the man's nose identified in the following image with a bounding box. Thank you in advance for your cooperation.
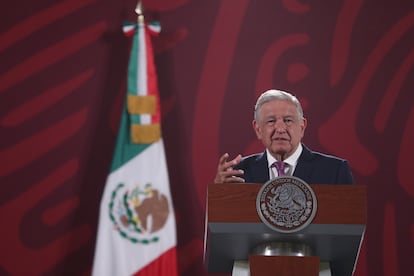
[275,119,286,133]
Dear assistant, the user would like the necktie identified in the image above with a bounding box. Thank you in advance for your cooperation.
[273,161,286,176]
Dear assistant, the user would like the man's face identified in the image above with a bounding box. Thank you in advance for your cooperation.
[253,100,307,160]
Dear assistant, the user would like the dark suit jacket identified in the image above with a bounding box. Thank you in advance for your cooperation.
[235,144,354,184]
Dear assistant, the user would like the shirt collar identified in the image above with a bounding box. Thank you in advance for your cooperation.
[266,143,303,168]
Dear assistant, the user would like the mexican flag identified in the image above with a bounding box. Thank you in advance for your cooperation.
[92,19,178,276]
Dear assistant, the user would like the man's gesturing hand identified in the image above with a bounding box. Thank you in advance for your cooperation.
[214,153,245,183]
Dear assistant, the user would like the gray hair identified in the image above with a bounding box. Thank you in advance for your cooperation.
[254,89,304,121]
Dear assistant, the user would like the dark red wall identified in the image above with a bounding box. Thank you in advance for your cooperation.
[1,0,414,275]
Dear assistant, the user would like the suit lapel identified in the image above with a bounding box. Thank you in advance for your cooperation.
[293,145,314,182]
[251,152,270,183]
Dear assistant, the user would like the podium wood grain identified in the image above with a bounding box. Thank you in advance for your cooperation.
[207,184,366,224]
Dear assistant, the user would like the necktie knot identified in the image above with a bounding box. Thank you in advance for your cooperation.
[273,161,286,176]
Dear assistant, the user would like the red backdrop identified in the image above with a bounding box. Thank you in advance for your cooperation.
[1,0,414,275]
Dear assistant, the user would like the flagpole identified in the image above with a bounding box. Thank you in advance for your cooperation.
[135,0,144,25]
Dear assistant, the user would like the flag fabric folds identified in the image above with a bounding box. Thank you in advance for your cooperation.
[92,18,178,276]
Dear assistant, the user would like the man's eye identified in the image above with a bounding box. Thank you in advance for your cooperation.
[266,119,275,125]
[284,118,294,125]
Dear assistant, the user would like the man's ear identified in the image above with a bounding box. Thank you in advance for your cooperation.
[252,120,261,139]
[301,117,307,135]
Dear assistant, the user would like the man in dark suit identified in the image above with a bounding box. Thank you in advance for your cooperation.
[214,89,353,185]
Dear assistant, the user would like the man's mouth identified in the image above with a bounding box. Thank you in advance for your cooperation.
[273,137,288,141]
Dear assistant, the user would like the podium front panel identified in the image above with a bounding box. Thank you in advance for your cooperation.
[204,184,366,276]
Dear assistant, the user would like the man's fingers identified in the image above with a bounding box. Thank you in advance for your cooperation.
[215,153,244,183]
[227,176,245,183]
[222,169,244,177]
[219,153,242,171]
[218,153,229,165]
[228,154,242,166]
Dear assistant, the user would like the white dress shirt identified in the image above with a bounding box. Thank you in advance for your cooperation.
[266,143,303,178]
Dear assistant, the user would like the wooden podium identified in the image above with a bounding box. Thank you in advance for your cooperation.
[204,184,366,276]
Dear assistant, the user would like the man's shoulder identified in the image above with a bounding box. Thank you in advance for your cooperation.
[311,151,347,162]
[242,152,263,161]
[236,152,266,169]
[302,145,348,163]
[240,152,265,162]
[298,145,354,184]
